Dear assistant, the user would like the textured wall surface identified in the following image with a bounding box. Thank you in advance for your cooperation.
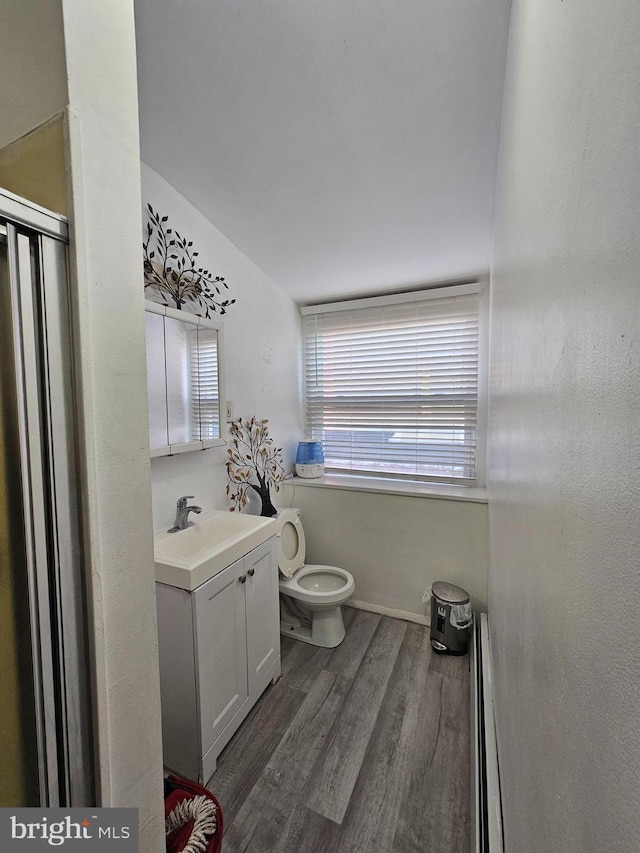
[283,483,489,618]
[62,3,164,848]
[488,2,640,851]
[0,117,67,215]
[0,0,67,149]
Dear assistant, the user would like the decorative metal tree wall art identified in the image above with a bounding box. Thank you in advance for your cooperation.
[226,417,285,517]
[143,203,236,316]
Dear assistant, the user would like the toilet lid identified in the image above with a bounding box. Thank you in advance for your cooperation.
[277,509,306,578]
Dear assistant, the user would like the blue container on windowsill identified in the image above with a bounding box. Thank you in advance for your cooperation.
[295,440,325,479]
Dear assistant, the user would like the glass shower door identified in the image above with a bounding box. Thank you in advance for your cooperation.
[0,191,93,808]
[0,232,40,805]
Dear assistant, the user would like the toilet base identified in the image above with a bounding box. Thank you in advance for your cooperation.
[279,603,346,648]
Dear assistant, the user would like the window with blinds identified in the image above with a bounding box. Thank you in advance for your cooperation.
[189,326,220,440]
[302,284,483,485]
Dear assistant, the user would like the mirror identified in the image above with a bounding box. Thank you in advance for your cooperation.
[145,301,225,456]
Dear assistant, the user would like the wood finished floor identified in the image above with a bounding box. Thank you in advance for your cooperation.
[209,607,470,853]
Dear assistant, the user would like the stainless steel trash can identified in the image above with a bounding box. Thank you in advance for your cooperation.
[430,581,471,655]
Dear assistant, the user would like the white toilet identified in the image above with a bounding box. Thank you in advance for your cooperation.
[277,508,355,648]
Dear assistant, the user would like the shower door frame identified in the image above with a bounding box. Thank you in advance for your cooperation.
[1,187,94,806]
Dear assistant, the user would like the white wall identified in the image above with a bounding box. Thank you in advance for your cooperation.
[0,0,67,149]
[489,2,640,851]
[61,2,164,848]
[142,163,303,532]
[283,483,489,619]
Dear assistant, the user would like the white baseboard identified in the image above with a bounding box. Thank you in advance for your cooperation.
[346,598,429,626]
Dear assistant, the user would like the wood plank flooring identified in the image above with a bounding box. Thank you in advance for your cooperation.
[209,607,470,853]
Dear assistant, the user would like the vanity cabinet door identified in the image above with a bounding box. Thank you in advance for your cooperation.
[193,558,249,757]
[244,538,280,698]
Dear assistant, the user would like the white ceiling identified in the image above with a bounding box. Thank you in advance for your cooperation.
[135,1,512,305]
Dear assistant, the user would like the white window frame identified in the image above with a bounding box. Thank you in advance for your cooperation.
[301,280,489,489]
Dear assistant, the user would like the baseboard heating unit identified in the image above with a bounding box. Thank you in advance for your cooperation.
[471,613,504,853]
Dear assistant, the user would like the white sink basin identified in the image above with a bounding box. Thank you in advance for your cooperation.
[154,508,277,590]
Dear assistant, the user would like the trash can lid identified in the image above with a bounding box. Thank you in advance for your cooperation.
[432,581,470,604]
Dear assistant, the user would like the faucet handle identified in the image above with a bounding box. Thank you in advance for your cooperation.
[177,495,195,510]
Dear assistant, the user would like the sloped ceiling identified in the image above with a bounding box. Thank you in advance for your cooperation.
[135,1,512,304]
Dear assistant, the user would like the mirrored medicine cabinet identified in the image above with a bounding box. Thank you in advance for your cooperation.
[145,301,226,457]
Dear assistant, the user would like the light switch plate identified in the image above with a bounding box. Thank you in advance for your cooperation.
[225,401,233,422]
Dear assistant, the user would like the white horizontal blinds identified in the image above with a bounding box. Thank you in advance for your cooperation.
[189,328,220,439]
[303,290,480,484]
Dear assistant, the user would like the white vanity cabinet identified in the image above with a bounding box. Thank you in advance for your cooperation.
[156,536,280,784]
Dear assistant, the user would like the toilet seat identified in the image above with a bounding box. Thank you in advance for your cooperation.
[276,508,306,578]
[279,564,355,605]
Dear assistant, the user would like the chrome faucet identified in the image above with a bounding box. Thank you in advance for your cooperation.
[168,495,202,533]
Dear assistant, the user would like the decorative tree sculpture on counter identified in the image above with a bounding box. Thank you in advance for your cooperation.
[143,203,236,317]
[226,416,284,516]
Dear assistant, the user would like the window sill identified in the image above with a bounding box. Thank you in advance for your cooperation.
[285,474,488,504]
